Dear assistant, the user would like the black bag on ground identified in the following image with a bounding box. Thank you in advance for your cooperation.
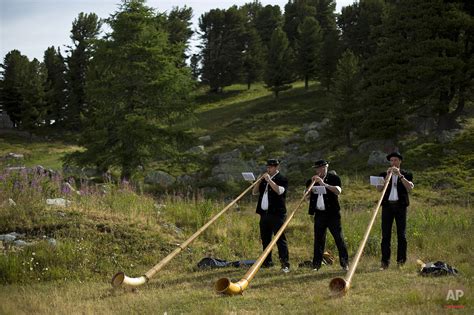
[197,257,231,269]
[197,257,256,269]
[420,261,458,276]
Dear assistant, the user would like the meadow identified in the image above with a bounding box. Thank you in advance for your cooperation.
[1,83,472,314]
[0,164,472,314]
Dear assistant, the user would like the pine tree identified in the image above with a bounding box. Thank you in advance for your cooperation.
[295,16,323,89]
[254,5,283,51]
[338,0,386,61]
[164,6,194,67]
[0,50,46,131]
[199,7,247,92]
[264,27,295,97]
[283,0,316,47]
[311,0,340,91]
[65,12,101,130]
[66,0,194,179]
[242,27,265,89]
[1,50,29,127]
[330,50,361,147]
[43,46,67,126]
[360,0,473,139]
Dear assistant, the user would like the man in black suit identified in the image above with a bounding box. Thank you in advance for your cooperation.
[307,160,349,271]
[253,159,290,273]
[377,152,414,270]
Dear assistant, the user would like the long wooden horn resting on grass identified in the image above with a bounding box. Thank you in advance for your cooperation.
[329,171,393,296]
[215,179,317,295]
[111,178,263,289]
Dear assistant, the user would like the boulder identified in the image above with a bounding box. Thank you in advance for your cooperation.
[367,150,389,166]
[186,145,205,154]
[358,139,398,154]
[198,135,211,142]
[304,130,320,143]
[46,198,71,207]
[144,170,176,187]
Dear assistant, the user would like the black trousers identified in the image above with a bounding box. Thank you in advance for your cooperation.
[259,212,289,268]
[381,203,407,265]
[313,212,349,268]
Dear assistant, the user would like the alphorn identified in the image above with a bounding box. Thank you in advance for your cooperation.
[329,170,393,296]
[215,179,317,295]
[112,178,263,288]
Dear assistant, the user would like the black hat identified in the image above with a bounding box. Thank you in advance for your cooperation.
[312,159,329,168]
[266,159,280,166]
[386,152,403,161]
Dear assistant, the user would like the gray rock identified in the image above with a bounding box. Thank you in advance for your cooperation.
[47,238,57,247]
[409,117,436,135]
[5,166,26,172]
[358,139,397,154]
[6,152,24,159]
[225,118,243,126]
[144,171,176,187]
[213,149,242,163]
[46,198,70,207]
[367,150,389,166]
[177,175,194,185]
[304,130,320,143]
[254,145,265,155]
[0,234,16,242]
[13,240,28,247]
[186,145,205,154]
[437,129,461,144]
[198,135,211,142]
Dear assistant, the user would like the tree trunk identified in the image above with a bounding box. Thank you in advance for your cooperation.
[305,75,309,90]
[436,85,464,131]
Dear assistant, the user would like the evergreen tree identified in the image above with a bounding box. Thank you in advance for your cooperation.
[242,27,265,89]
[295,16,323,89]
[20,59,46,132]
[1,50,29,127]
[240,1,265,89]
[65,12,101,130]
[264,27,295,97]
[254,5,283,50]
[66,0,194,179]
[164,6,193,67]
[360,0,473,139]
[43,46,67,126]
[0,50,46,131]
[337,0,386,61]
[319,28,340,91]
[311,0,340,91]
[283,0,316,47]
[199,7,246,92]
[330,50,361,147]
[190,53,201,81]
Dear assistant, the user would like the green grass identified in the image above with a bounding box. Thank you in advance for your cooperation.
[0,134,80,170]
[1,81,473,313]
[1,171,472,313]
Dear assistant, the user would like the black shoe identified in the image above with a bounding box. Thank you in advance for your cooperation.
[342,264,349,271]
[379,262,389,271]
[262,261,274,268]
[312,263,321,271]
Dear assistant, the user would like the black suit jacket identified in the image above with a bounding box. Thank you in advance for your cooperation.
[379,170,413,207]
[255,172,288,217]
[307,172,342,216]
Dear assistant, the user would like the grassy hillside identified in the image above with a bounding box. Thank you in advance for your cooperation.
[1,82,473,313]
